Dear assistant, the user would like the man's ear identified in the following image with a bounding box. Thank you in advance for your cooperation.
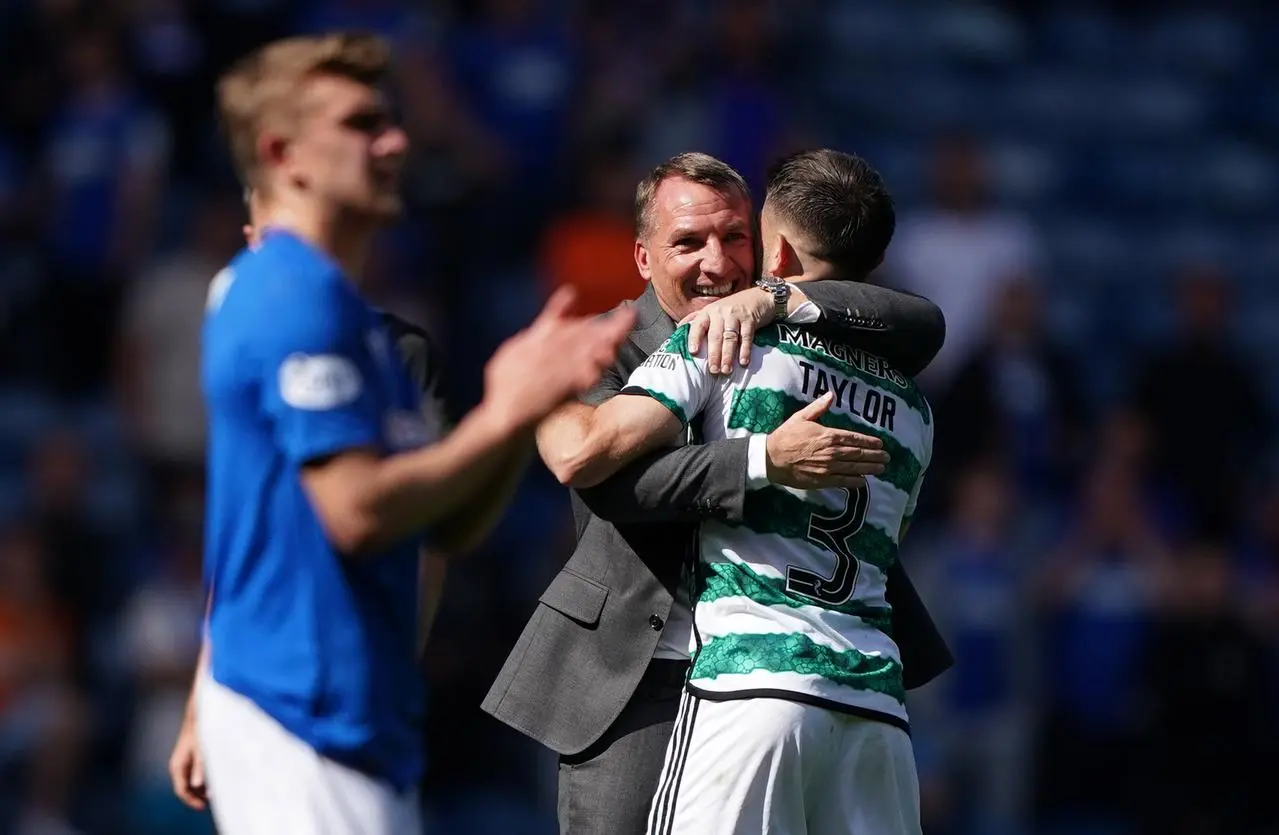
[767,232,800,278]
[634,239,653,282]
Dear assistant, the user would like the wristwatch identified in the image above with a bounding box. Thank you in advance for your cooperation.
[756,276,791,322]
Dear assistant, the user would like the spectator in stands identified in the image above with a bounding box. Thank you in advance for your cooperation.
[117,193,242,494]
[27,431,118,688]
[703,0,799,198]
[36,16,169,398]
[932,277,1086,512]
[1033,457,1170,835]
[1240,485,1279,638]
[1134,541,1276,835]
[886,134,1042,392]
[913,462,1036,835]
[0,526,87,835]
[448,0,579,258]
[1130,264,1270,539]
[121,522,210,835]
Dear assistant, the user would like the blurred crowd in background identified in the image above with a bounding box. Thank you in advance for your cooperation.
[1,0,1278,833]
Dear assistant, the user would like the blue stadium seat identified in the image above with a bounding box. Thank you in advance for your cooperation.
[1196,141,1278,215]
[998,72,1111,142]
[1035,8,1131,70]
[918,4,1028,66]
[1141,222,1236,279]
[986,139,1065,208]
[1042,215,1135,286]
[87,468,143,533]
[1107,76,1210,140]
[0,471,27,527]
[1133,10,1252,78]
[0,388,57,470]
[822,0,922,65]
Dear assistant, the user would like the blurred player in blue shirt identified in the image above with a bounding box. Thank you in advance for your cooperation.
[194,33,632,835]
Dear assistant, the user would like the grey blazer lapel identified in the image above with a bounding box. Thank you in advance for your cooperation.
[631,284,677,354]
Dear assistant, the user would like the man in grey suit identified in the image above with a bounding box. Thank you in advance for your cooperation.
[482,153,951,835]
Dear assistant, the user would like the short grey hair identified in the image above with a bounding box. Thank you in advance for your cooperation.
[634,152,751,240]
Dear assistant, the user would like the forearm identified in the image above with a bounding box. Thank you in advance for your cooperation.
[798,281,945,377]
[536,402,594,477]
[182,639,208,721]
[345,404,528,553]
[537,403,635,488]
[576,437,753,524]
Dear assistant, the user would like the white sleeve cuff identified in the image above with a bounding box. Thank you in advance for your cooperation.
[747,433,772,489]
[786,299,820,325]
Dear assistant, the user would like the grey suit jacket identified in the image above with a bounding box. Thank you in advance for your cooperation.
[482,283,951,756]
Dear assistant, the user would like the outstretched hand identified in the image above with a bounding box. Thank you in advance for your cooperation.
[483,288,635,430]
[764,392,891,490]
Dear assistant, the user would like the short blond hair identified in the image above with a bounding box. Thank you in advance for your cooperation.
[216,32,392,191]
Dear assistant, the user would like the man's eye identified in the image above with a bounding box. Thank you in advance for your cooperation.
[674,237,698,249]
[346,113,387,134]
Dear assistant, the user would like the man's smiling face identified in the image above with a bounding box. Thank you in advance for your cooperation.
[635,176,756,321]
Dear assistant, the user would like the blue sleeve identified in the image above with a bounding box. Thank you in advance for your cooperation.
[255,277,383,465]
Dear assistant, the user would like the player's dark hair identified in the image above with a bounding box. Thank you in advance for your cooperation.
[634,152,751,240]
[764,149,895,280]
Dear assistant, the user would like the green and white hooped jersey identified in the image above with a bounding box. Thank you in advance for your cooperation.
[623,322,933,729]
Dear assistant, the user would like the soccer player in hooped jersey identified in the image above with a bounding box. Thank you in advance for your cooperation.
[545,150,931,835]
[196,33,632,834]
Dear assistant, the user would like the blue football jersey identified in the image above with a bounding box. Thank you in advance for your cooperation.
[201,229,431,790]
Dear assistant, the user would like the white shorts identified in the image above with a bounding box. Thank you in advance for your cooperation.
[646,691,921,835]
[196,674,423,835]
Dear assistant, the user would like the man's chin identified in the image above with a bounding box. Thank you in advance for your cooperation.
[365,196,404,223]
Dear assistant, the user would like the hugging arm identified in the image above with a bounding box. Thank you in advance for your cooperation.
[797,281,945,378]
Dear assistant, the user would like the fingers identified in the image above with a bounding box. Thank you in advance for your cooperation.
[602,305,637,343]
[736,316,756,367]
[687,311,708,354]
[827,431,885,451]
[532,286,579,330]
[580,308,635,367]
[810,474,869,490]
[821,457,889,476]
[191,750,206,796]
[790,391,834,420]
[169,752,207,811]
[705,311,725,375]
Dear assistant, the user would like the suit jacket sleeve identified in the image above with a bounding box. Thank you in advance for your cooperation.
[884,561,954,689]
[798,281,946,378]
[575,354,751,525]
[575,439,751,525]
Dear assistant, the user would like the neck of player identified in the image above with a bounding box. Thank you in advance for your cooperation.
[260,200,375,286]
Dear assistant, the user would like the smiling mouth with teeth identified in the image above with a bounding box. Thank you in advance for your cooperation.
[693,285,734,298]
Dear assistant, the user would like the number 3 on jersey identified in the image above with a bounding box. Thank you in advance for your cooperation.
[786,485,870,606]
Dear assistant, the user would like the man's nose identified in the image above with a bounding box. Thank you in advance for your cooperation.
[700,237,727,275]
[377,125,410,158]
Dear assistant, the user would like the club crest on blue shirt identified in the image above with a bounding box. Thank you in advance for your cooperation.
[278,353,363,410]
